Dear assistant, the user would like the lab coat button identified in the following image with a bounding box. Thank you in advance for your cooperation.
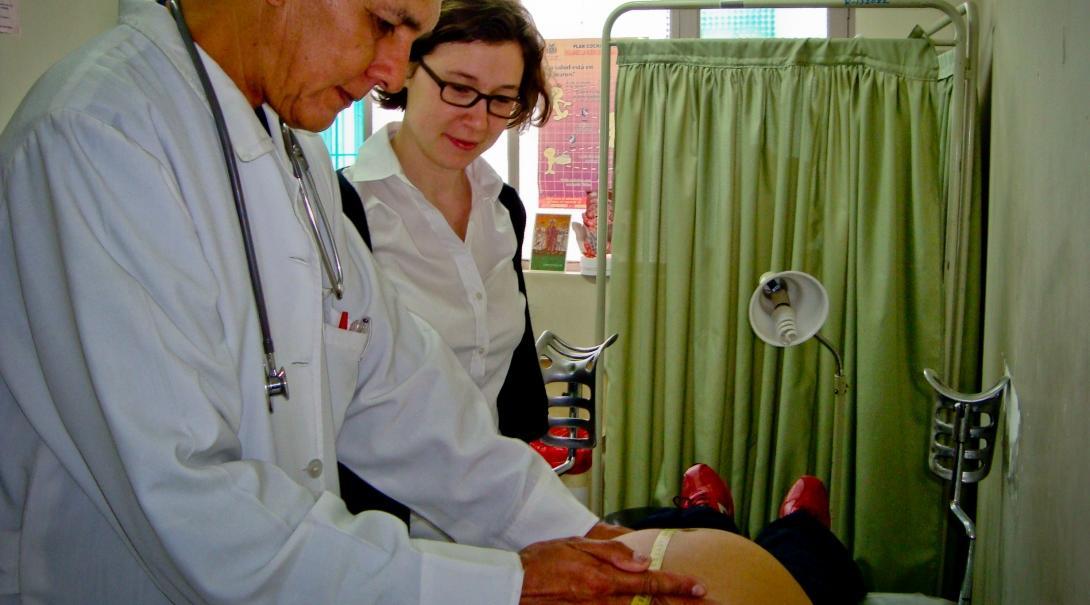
[475,292,483,300]
[306,459,323,478]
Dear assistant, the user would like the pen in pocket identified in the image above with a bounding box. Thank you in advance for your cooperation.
[337,311,368,333]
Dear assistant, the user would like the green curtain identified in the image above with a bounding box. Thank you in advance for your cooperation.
[603,38,960,593]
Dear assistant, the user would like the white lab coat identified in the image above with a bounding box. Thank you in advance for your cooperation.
[0,1,597,603]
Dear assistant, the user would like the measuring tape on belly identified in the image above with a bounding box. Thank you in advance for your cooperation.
[630,528,678,605]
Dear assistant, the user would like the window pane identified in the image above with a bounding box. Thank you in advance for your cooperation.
[320,102,366,170]
[370,103,402,138]
[522,0,669,39]
[700,8,827,39]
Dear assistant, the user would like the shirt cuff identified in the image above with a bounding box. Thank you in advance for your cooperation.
[417,539,523,605]
[500,463,600,550]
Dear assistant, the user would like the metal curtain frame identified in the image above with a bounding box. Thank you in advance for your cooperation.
[592,0,975,512]
[595,0,972,355]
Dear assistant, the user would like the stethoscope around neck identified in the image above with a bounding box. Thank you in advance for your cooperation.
[165,0,344,412]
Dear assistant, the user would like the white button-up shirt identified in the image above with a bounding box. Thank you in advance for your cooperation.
[344,124,525,427]
[0,1,597,603]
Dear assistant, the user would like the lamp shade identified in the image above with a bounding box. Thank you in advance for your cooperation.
[749,271,829,347]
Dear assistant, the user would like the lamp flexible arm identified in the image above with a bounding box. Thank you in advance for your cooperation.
[813,332,843,377]
[814,332,848,394]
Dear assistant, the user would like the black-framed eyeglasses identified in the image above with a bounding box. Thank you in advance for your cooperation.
[417,60,522,119]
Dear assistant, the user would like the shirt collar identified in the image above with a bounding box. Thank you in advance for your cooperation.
[343,122,505,202]
[341,122,404,183]
[122,0,275,163]
[465,152,504,202]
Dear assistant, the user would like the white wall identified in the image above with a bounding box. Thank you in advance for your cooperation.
[974,1,1090,603]
[524,270,600,344]
[853,7,938,38]
[0,0,117,129]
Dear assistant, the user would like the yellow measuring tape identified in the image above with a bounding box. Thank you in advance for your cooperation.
[630,528,677,605]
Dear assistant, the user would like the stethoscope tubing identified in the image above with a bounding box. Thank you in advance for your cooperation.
[280,124,345,300]
[165,0,288,406]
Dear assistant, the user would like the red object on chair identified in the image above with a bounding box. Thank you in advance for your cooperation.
[531,427,592,474]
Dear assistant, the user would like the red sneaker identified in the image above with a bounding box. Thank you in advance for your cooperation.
[779,475,831,528]
[674,463,734,518]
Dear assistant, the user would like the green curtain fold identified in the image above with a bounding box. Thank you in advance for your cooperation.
[603,37,963,593]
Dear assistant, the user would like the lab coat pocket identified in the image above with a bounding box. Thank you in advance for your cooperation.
[322,322,369,435]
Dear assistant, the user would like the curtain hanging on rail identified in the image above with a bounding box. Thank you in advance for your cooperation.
[602,37,973,593]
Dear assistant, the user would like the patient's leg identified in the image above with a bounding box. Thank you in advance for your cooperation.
[614,528,812,605]
[755,512,866,605]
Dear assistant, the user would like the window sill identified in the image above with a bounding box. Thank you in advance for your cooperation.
[522,259,610,277]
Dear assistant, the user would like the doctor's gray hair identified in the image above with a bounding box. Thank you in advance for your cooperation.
[372,0,551,131]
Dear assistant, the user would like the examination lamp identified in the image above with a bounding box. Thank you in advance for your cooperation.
[748,271,847,395]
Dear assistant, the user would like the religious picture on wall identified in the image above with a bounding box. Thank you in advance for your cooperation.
[530,213,572,271]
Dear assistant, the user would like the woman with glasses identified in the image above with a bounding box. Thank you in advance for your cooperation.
[338,0,595,541]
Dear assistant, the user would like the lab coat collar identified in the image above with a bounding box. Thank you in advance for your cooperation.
[121,0,275,163]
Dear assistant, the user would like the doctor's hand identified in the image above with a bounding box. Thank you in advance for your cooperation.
[518,537,709,604]
[585,521,632,540]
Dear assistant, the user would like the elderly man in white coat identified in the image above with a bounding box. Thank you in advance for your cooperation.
[0,0,710,603]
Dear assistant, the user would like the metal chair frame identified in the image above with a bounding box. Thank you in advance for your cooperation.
[536,331,618,474]
[924,368,1008,605]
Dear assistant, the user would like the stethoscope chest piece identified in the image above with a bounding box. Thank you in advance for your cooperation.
[265,358,289,413]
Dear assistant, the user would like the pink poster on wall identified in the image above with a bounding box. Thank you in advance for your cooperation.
[537,39,617,210]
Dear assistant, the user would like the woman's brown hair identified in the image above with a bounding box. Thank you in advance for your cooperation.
[373,0,552,130]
